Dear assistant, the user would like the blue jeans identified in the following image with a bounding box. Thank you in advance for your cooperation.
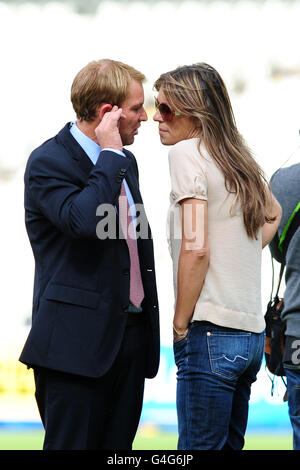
[284,367,300,450]
[174,321,264,450]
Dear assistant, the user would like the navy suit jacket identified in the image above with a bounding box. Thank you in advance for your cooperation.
[19,123,160,379]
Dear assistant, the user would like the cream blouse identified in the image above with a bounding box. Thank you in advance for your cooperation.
[167,138,265,333]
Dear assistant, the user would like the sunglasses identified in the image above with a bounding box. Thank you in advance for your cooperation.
[154,98,180,122]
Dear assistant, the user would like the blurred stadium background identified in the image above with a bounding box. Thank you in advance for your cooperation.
[0,0,299,450]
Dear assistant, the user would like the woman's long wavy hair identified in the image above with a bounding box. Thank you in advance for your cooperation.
[154,63,274,239]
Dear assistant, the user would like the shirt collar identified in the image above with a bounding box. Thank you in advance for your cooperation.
[70,121,101,165]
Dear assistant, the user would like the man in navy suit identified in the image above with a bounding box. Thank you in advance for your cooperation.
[19,59,160,450]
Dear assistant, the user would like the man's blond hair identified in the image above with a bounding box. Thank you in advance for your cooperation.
[71,59,145,121]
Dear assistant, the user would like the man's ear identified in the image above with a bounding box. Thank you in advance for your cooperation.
[97,103,113,120]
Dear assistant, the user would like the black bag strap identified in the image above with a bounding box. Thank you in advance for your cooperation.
[270,256,285,301]
[275,262,285,298]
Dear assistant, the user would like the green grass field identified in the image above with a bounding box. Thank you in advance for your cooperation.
[0,429,293,451]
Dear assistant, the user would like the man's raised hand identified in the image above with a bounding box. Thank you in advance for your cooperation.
[95,106,124,151]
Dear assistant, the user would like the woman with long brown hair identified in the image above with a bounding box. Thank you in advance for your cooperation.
[153,63,281,450]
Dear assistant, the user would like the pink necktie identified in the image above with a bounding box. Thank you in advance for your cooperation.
[119,182,144,308]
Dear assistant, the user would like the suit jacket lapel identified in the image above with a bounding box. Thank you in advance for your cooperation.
[57,123,94,179]
[123,151,142,205]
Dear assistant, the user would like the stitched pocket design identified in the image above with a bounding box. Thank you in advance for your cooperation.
[207,331,251,380]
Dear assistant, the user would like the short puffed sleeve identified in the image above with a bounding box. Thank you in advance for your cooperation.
[168,139,208,205]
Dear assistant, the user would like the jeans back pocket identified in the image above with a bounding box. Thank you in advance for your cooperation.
[207,331,251,380]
